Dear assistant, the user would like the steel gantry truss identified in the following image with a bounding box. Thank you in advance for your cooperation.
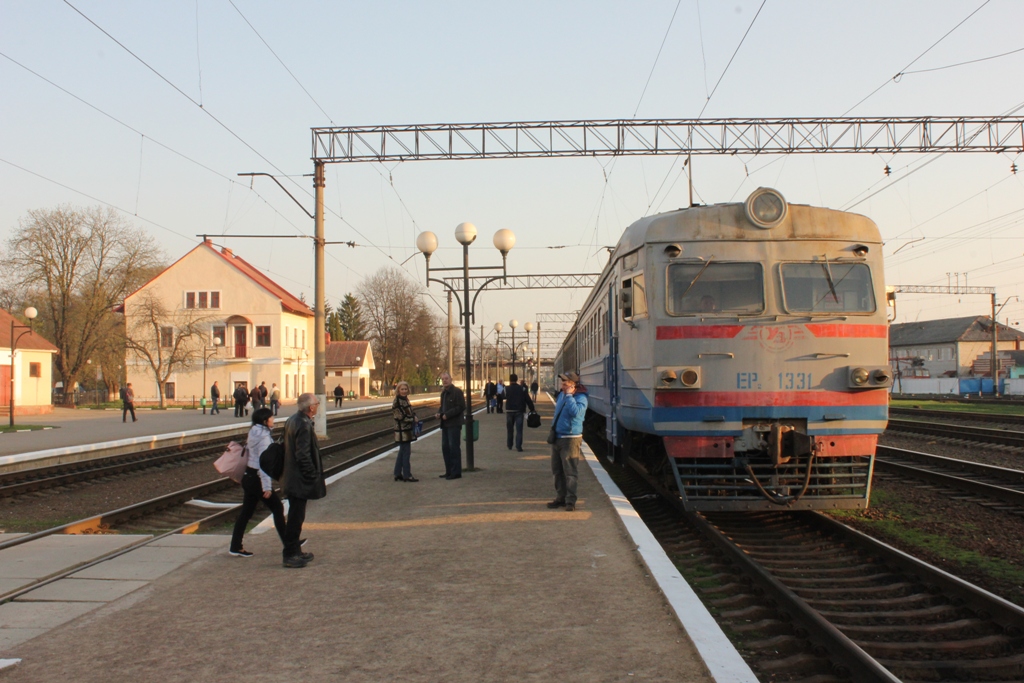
[313,116,1024,163]
[440,273,600,292]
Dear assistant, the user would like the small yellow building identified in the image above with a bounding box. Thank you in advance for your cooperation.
[1,308,58,416]
[122,241,315,404]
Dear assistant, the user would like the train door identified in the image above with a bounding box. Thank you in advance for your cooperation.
[606,279,621,453]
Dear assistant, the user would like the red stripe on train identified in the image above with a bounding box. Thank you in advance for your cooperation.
[656,325,744,339]
[805,324,888,338]
[654,391,889,407]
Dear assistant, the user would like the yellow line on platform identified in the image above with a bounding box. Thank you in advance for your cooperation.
[304,510,592,531]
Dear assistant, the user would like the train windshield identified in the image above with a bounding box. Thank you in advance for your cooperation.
[781,262,876,313]
[667,262,764,315]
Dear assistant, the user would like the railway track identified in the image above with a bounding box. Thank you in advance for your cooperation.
[886,418,1024,447]
[890,406,1024,427]
[598,440,1024,681]
[875,445,1024,510]
[0,403,438,498]
[0,415,439,604]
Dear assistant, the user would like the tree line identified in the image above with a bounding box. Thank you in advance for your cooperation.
[2,205,451,404]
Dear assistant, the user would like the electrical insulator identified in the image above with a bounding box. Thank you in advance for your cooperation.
[1012,163,1018,175]
[883,164,891,176]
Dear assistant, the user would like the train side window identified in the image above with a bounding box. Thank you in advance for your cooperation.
[621,275,647,320]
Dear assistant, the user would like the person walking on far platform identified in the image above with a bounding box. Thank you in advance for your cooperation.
[530,379,538,402]
[334,383,344,408]
[233,383,248,418]
[435,372,465,479]
[392,381,419,482]
[495,379,505,413]
[269,383,280,416]
[210,381,221,415]
[122,383,137,423]
[547,372,588,512]
[229,408,287,558]
[503,373,535,452]
[281,393,326,568]
[259,381,268,408]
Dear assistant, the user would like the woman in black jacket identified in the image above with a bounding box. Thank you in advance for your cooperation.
[392,381,418,482]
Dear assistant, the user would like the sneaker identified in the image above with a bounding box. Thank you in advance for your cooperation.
[565,504,576,512]
[229,549,254,558]
[300,538,307,547]
[546,500,566,509]
[282,555,308,569]
[299,551,314,562]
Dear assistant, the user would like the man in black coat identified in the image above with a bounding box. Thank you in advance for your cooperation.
[435,372,465,479]
[483,379,496,414]
[281,393,326,568]
[333,383,345,408]
[503,373,535,452]
[232,384,248,417]
[209,381,220,415]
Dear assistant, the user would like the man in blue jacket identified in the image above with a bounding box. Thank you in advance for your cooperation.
[547,372,588,512]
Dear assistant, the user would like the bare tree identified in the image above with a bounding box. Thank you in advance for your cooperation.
[4,206,163,403]
[124,292,208,407]
[357,268,429,391]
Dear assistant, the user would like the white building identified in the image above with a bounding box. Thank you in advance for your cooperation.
[122,241,315,403]
[1,308,58,416]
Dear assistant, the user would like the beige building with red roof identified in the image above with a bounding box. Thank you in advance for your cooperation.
[325,339,375,398]
[122,240,315,404]
[1,308,59,416]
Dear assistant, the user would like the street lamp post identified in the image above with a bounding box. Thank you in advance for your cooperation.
[8,307,38,427]
[509,319,518,377]
[202,337,223,414]
[351,356,360,397]
[493,322,503,380]
[418,223,515,471]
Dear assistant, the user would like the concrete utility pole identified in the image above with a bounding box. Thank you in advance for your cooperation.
[447,291,454,379]
[313,162,327,438]
[992,293,999,398]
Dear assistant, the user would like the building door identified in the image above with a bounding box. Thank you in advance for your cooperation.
[234,326,247,358]
[359,377,365,396]
[0,366,10,407]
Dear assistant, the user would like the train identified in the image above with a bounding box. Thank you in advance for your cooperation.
[554,187,891,511]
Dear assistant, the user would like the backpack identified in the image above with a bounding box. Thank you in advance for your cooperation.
[259,440,285,480]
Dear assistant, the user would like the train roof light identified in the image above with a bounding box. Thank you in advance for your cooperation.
[745,188,788,229]
[663,244,682,258]
[852,244,870,256]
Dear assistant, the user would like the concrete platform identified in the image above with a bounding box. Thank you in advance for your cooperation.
[0,405,754,682]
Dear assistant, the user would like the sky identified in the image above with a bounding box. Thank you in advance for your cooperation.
[3,0,1024,357]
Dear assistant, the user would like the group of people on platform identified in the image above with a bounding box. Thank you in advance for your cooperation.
[387,370,586,512]
[228,369,587,569]
[205,380,282,418]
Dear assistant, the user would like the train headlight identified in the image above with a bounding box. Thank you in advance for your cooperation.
[872,369,891,385]
[745,188,788,229]
[850,367,870,386]
[679,368,700,388]
[659,370,677,385]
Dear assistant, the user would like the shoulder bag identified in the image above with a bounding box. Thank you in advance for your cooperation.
[214,441,248,483]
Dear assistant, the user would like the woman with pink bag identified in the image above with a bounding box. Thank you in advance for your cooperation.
[229,408,287,557]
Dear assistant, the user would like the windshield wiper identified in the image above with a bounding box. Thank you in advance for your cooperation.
[820,255,839,303]
[678,256,715,302]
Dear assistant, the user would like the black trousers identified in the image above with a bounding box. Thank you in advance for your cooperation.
[122,402,136,422]
[235,400,245,417]
[230,469,286,551]
[283,497,308,558]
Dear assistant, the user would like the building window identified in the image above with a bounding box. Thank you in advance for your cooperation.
[185,291,221,309]
[160,327,174,348]
[213,326,226,346]
[164,382,176,399]
[256,326,271,347]
[29,362,41,378]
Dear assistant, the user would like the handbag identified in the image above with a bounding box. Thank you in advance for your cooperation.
[413,420,424,437]
[527,411,541,429]
[214,441,248,483]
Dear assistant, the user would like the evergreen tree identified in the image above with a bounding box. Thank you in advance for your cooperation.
[338,292,367,341]
[325,302,343,341]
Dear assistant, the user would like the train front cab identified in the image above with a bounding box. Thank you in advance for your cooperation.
[620,189,891,512]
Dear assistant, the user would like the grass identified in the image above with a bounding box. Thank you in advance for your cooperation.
[0,425,53,433]
[890,399,1024,416]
